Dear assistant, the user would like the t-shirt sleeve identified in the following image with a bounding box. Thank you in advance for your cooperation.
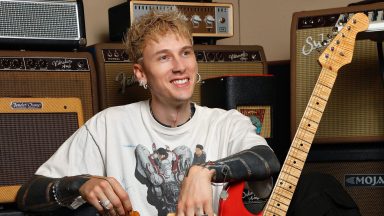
[225,110,270,155]
[35,124,105,178]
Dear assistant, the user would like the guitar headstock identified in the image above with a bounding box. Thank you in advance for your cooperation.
[318,13,369,71]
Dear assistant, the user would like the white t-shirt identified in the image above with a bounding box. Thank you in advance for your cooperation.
[36,100,269,215]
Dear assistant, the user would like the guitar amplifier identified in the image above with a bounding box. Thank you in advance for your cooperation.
[0,0,86,51]
[0,98,83,204]
[291,3,384,143]
[303,143,384,216]
[0,50,98,121]
[201,75,276,138]
[91,43,151,110]
[109,0,233,42]
[91,43,267,109]
[200,75,290,161]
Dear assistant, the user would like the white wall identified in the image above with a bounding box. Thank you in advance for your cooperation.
[83,0,358,61]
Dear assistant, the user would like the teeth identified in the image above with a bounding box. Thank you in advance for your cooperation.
[173,79,188,84]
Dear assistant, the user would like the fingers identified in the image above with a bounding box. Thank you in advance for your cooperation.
[79,176,132,216]
[107,177,132,214]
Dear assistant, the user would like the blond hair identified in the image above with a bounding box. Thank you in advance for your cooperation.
[124,10,193,63]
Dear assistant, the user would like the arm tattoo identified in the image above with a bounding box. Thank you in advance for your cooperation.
[17,175,91,212]
[202,145,281,183]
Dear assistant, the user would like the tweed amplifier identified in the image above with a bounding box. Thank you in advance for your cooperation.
[92,43,151,110]
[0,50,98,121]
[0,98,83,203]
[0,0,86,50]
[91,43,267,109]
[302,143,384,216]
[291,2,384,143]
[109,0,233,41]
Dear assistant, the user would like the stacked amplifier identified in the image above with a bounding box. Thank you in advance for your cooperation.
[92,43,267,110]
[291,3,384,216]
[109,0,233,42]
[0,0,86,51]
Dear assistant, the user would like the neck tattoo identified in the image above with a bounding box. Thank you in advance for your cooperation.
[149,101,195,128]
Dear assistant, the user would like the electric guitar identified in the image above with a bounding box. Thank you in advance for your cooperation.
[218,13,369,216]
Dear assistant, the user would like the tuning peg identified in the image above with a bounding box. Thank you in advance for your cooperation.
[332,26,339,34]
[321,40,329,46]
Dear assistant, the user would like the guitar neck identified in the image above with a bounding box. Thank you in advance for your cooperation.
[263,67,337,215]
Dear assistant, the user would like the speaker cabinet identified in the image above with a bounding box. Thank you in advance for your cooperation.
[0,98,84,203]
[0,0,86,50]
[91,43,267,109]
[0,50,98,121]
[303,144,384,216]
[200,75,289,161]
[92,43,151,110]
[291,3,384,143]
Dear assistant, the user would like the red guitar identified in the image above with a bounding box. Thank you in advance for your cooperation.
[218,13,369,216]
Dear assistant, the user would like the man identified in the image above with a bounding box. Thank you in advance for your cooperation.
[16,9,280,216]
[192,144,206,165]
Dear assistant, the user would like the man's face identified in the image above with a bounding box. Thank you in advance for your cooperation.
[138,32,197,105]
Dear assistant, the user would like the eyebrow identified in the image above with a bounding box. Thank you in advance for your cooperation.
[153,45,194,56]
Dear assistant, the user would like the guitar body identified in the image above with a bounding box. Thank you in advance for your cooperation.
[218,181,262,216]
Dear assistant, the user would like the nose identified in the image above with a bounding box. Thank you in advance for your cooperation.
[171,56,186,73]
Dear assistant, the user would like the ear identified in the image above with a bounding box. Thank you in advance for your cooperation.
[133,63,146,82]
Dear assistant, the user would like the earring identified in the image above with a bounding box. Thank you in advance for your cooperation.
[196,73,201,83]
[139,80,148,89]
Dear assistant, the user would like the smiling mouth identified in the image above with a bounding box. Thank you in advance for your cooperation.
[172,78,189,85]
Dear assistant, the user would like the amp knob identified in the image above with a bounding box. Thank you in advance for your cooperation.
[191,15,202,27]
[205,15,215,26]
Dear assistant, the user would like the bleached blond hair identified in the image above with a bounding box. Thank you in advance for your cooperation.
[124,9,193,63]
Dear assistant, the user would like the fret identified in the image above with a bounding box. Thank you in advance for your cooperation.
[302,106,323,123]
[269,191,291,207]
[317,69,337,88]
[279,170,299,186]
[281,164,302,178]
[308,95,327,113]
[274,183,295,198]
[263,207,286,216]
[271,199,288,215]
[287,146,308,162]
[311,79,332,101]
[298,117,318,134]
[284,155,305,170]
[292,138,311,153]
[293,132,315,149]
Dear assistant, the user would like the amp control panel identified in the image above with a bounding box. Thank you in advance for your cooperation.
[130,1,233,38]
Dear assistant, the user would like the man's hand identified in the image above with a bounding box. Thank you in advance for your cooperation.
[177,165,216,216]
[79,176,132,216]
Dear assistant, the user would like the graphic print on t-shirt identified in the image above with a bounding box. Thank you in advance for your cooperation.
[136,143,199,215]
